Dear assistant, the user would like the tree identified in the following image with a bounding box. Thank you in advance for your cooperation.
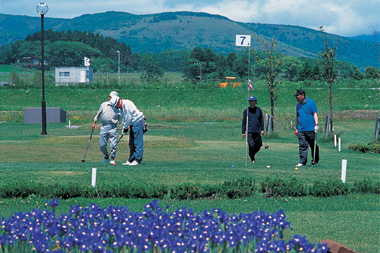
[319,26,338,133]
[312,64,321,80]
[253,35,284,130]
[365,66,380,79]
[281,56,302,81]
[140,55,164,82]
[298,62,313,81]
[232,57,248,78]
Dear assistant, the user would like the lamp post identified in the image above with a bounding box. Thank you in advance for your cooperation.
[36,2,48,135]
[117,50,120,85]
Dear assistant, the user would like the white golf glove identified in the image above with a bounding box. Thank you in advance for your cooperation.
[314,125,319,132]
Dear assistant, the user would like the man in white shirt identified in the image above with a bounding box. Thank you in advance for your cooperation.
[92,91,120,165]
[110,94,146,166]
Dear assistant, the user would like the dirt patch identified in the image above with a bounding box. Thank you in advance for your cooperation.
[50,171,84,176]
[335,110,379,120]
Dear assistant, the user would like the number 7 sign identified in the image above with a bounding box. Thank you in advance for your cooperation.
[235,35,251,47]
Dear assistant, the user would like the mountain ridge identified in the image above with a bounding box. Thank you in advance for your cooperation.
[0,11,378,70]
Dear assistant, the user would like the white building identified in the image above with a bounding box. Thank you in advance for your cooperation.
[55,67,93,86]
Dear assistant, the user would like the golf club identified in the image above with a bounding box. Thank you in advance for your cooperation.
[262,134,269,149]
[108,133,124,156]
[81,129,94,162]
[312,131,317,165]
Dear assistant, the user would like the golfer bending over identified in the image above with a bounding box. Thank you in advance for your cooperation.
[110,94,146,166]
[92,91,120,165]
[294,88,319,167]
[242,96,265,163]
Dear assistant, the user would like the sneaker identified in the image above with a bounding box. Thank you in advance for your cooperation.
[311,162,318,166]
[110,159,116,165]
[295,163,304,167]
[102,156,110,164]
[122,161,131,166]
[251,160,256,164]
[128,160,140,166]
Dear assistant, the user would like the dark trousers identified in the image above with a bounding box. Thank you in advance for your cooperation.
[297,131,319,165]
[247,133,262,161]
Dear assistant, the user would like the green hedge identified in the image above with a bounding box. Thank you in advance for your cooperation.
[0,177,378,200]
[348,141,380,154]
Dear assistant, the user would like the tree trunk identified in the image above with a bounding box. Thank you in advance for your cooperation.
[270,90,275,131]
[328,76,334,133]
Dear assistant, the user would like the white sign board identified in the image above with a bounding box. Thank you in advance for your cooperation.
[84,57,90,67]
[236,35,251,47]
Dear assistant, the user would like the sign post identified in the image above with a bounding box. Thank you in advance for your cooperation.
[236,35,252,166]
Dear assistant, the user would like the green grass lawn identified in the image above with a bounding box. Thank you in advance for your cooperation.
[0,120,379,252]
[0,81,379,252]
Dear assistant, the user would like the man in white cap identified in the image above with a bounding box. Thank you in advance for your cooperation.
[109,94,146,166]
[92,91,121,165]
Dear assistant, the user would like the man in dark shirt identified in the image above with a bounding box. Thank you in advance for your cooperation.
[242,96,265,163]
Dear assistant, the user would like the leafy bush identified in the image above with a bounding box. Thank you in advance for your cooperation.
[348,140,380,153]
[310,180,350,197]
[353,179,380,194]
[0,176,378,200]
[260,177,308,197]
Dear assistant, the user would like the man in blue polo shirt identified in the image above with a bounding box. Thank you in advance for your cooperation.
[294,88,319,167]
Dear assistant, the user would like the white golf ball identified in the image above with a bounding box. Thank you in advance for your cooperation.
[267,165,270,168]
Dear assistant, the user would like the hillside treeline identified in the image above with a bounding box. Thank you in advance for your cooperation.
[0,30,379,83]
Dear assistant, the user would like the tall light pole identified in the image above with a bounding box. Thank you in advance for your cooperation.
[36,2,48,135]
[117,50,120,85]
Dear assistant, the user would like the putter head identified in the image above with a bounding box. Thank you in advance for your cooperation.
[81,159,85,162]
[265,145,269,149]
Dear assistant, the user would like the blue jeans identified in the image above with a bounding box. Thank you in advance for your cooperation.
[128,120,144,163]
[99,124,118,159]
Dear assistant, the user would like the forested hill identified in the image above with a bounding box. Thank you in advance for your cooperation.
[0,11,378,70]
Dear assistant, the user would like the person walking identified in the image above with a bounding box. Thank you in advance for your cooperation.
[242,96,265,163]
[294,88,319,167]
[109,94,147,166]
[92,91,120,165]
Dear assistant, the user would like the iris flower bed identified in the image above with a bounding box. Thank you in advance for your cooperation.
[0,199,329,252]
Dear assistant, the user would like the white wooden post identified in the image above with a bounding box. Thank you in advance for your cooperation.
[92,168,97,188]
[341,159,347,183]
[338,138,341,152]
[334,135,337,147]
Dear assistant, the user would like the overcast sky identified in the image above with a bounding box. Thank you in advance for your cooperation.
[1,0,379,37]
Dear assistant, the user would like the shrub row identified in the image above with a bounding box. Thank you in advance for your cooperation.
[0,177,378,199]
[348,140,380,153]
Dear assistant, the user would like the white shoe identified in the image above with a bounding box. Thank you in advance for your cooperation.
[128,161,140,166]
[110,159,116,165]
[295,163,304,167]
[122,161,131,165]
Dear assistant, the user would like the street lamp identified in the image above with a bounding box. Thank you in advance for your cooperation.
[36,2,48,135]
[117,50,120,85]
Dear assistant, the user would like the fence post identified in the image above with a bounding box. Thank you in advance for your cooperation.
[267,115,273,137]
[325,115,330,138]
[374,117,380,140]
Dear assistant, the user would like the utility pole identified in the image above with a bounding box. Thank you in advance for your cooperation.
[117,50,120,85]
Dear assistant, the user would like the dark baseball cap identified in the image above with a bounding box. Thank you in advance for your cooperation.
[293,88,306,96]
